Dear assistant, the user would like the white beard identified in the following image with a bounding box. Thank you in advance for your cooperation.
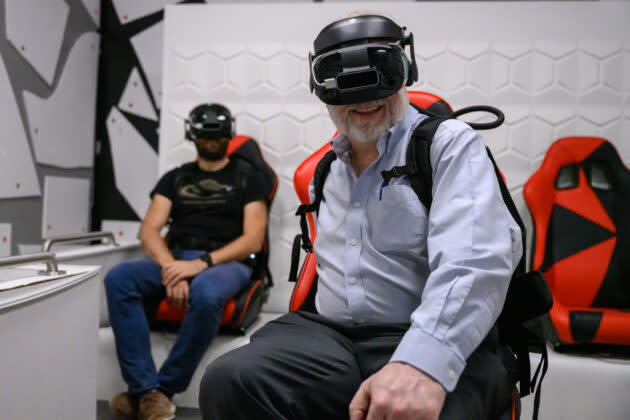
[327,89,409,144]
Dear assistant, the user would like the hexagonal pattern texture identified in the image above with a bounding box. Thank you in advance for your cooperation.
[160,4,630,312]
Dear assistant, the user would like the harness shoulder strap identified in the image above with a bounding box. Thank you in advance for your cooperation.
[381,115,450,211]
[231,156,253,191]
[289,150,337,283]
[173,162,198,193]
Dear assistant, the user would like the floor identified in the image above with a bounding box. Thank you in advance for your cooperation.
[97,401,201,419]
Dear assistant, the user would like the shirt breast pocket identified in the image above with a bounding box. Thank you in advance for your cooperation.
[367,184,427,253]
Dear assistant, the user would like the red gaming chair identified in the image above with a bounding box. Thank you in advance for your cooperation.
[524,136,630,348]
[290,91,520,420]
[153,135,278,333]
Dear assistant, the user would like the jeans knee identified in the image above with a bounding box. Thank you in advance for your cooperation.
[190,289,225,314]
[104,263,133,296]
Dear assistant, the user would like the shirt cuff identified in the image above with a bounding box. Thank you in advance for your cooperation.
[389,327,466,392]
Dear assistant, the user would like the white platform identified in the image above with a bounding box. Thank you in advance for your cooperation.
[521,348,630,420]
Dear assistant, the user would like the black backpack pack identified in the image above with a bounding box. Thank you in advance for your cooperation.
[290,103,553,419]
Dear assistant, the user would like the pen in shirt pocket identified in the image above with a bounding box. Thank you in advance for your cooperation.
[379,180,388,201]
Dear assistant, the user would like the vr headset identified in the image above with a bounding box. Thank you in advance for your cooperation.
[309,15,418,106]
[184,103,235,141]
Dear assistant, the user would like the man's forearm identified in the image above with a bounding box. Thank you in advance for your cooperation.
[208,234,262,266]
[139,228,175,266]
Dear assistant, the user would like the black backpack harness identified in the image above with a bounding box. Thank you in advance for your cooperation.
[289,103,552,419]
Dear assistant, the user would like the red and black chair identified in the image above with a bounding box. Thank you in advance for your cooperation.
[290,91,520,420]
[153,135,278,334]
[524,136,630,349]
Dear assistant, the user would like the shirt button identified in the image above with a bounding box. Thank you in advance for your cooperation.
[350,239,357,246]
[353,202,361,208]
[350,277,357,285]
[448,369,456,379]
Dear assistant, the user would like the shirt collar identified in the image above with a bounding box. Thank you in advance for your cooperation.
[329,105,418,166]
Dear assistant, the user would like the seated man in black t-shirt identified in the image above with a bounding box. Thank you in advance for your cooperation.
[104,103,268,420]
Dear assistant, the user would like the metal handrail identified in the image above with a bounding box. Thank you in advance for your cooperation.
[41,231,118,253]
[0,252,66,276]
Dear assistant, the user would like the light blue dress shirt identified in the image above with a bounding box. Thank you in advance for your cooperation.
[312,105,522,391]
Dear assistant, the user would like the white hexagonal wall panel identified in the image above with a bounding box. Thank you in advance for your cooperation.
[80,0,101,27]
[534,88,577,125]
[494,152,531,190]
[237,114,264,142]
[427,53,466,92]
[284,87,321,123]
[470,53,510,92]
[414,41,447,60]
[579,40,622,60]
[266,53,304,92]
[303,114,336,152]
[578,87,623,126]
[534,41,576,59]
[112,0,177,25]
[0,224,11,257]
[492,87,530,124]
[207,85,246,116]
[601,53,625,91]
[131,22,164,108]
[101,220,142,244]
[106,108,158,219]
[225,53,264,91]
[24,32,100,168]
[482,123,508,155]
[264,115,301,154]
[246,85,283,121]
[449,41,488,60]
[247,43,283,60]
[42,176,90,238]
[614,119,630,161]
[5,0,69,86]
[493,42,531,59]
[557,52,600,92]
[0,56,40,199]
[512,52,553,93]
[118,67,158,121]
[511,118,553,158]
[189,53,225,94]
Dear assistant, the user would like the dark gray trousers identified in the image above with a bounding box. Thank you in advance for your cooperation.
[199,311,517,420]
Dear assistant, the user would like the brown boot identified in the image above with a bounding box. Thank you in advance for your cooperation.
[138,390,176,420]
[108,392,138,419]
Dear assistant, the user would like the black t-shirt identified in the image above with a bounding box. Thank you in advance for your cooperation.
[151,159,267,244]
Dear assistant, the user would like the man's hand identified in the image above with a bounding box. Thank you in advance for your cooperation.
[161,259,206,287]
[349,362,446,420]
[166,280,189,309]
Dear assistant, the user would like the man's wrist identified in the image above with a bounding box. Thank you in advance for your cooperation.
[199,253,213,268]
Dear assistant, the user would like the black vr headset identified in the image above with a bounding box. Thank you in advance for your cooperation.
[184,103,235,141]
[309,15,419,106]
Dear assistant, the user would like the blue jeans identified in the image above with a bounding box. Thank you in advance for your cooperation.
[104,250,252,395]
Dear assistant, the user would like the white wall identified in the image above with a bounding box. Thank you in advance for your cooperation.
[161,1,630,312]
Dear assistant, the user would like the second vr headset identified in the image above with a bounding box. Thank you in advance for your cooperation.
[309,15,419,106]
[185,103,235,141]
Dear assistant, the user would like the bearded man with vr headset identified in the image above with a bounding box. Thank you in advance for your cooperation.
[104,103,268,420]
[199,13,521,420]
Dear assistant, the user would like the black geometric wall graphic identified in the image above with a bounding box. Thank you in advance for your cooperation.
[92,0,205,228]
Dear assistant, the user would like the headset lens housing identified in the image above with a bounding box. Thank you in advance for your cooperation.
[311,43,408,105]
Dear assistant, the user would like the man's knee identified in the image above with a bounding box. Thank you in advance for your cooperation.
[189,284,225,315]
[199,350,254,412]
[104,262,134,296]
